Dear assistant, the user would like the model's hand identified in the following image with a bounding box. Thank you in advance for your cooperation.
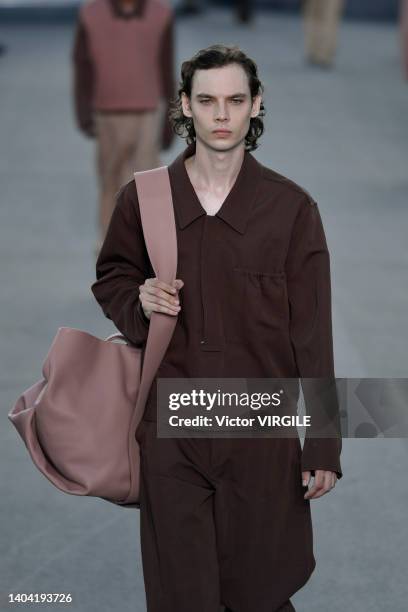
[302,470,337,500]
[139,277,184,319]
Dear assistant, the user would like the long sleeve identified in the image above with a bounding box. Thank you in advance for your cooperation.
[91,181,152,348]
[285,196,343,479]
[158,13,176,150]
[72,19,95,137]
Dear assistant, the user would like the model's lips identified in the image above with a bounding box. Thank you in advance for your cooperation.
[213,130,232,135]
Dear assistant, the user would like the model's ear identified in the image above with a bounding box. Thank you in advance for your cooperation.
[181,92,193,118]
[250,93,262,118]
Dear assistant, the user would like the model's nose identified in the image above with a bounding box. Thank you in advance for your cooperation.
[214,102,229,121]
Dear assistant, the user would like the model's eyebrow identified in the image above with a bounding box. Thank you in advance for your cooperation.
[195,93,248,99]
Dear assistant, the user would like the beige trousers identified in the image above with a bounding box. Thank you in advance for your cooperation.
[401,0,408,78]
[303,0,344,66]
[94,105,162,243]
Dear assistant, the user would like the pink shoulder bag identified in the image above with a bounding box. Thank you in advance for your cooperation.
[8,166,177,509]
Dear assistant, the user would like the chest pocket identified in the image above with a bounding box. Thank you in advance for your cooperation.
[225,267,289,343]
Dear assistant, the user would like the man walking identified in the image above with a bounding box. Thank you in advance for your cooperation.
[91,44,342,612]
[72,0,175,253]
[401,0,408,78]
[303,0,345,67]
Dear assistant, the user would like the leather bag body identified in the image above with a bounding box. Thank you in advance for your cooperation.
[8,166,178,508]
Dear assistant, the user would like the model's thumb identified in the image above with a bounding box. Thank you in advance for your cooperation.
[173,279,184,290]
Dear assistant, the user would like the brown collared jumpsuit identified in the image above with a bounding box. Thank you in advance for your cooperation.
[91,141,343,612]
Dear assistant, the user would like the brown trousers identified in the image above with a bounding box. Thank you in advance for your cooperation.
[136,419,315,612]
[303,0,344,66]
[94,105,162,244]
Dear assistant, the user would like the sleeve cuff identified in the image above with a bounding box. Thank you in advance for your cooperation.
[301,437,343,480]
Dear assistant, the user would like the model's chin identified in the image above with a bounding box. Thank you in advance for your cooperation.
[212,139,233,148]
[209,135,242,151]
[196,133,244,152]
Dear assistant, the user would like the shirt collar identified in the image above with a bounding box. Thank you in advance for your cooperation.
[168,141,263,235]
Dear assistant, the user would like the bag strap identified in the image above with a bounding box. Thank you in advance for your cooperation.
[133,166,178,416]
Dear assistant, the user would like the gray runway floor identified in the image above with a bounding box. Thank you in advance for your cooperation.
[1,8,407,611]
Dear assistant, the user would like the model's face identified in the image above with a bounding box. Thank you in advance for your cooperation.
[181,63,262,152]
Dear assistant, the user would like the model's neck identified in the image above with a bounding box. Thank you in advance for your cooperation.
[185,139,245,194]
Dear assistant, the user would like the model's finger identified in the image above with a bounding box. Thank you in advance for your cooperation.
[143,300,179,316]
[304,471,325,499]
[143,284,180,305]
[172,279,184,290]
[305,483,325,499]
[146,277,178,294]
[313,477,333,499]
[152,298,180,312]
[324,470,333,491]
[142,296,180,313]
[305,470,335,499]
[143,290,180,309]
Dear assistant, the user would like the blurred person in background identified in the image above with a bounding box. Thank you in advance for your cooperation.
[235,0,253,24]
[175,0,204,17]
[303,0,345,68]
[176,0,253,24]
[72,0,176,255]
[401,0,408,78]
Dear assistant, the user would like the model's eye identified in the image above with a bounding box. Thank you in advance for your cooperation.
[199,99,211,105]
[232,99,243,104]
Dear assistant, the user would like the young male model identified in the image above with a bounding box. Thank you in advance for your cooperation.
[91,44,343,612]
[72,0,175,252]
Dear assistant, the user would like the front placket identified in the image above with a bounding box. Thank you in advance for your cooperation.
[199,216,225,353]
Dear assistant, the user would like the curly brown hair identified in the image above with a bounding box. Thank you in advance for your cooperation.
[168,44,266,152]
